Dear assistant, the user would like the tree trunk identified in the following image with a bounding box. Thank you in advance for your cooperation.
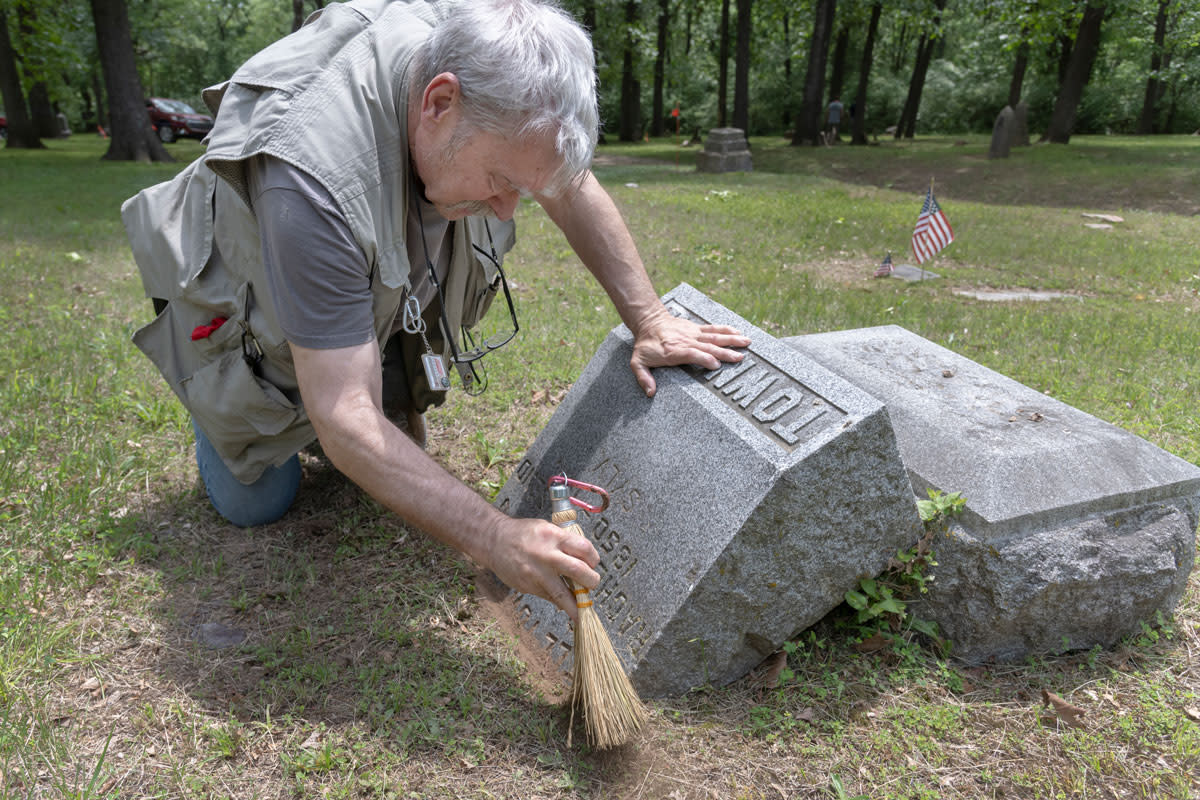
[28,81,59,138]
[791,0,836,146]
[618,0,640,141]
[684,0,693,56]
[1054,33,1073,86]
[731,0,751,133]
[781,10,791,127]
[827,24,849,106]
[895,34,928,138]
[717,0,729,127]
[90,0,172,161]
[1136,0,1169,134]
[851,2,881,146]
[1007,39,1029,108]
[91,67,107,133]
[782,11,790,83]
[650,0,669,137]
[895,0,944,140]
[15,2,59,139]
[0,6,41,148]
[892,22,908,73]
[1044,3,1105,144]
[581,0,596,34]
[292,0,305,32]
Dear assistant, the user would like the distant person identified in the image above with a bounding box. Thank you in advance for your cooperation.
[825,97,844,146]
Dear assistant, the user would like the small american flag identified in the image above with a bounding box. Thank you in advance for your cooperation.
[911,186,954,264]
[874,252,894,278]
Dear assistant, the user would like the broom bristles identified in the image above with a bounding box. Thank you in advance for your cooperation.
[569,584,649,748]
[552,508,648,749]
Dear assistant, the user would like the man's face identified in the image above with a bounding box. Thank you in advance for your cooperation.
[411,74,561,221]
[424,126,557,221]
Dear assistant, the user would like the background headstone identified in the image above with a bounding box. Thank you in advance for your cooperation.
[786,325,1200,661]
[696,127,753,173]
[890,263,940,282]
[494,285,922,696]
[1010,101,1030,147]
[989,106,1014,159]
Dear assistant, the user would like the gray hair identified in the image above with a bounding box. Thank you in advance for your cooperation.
[412,0,599,195]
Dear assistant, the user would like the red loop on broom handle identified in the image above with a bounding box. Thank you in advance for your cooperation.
[547,474,609,514]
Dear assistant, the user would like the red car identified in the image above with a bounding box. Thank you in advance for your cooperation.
[0,111,7,139]
[146,97,213,143]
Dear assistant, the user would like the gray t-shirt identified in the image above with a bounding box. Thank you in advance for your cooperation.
[246,154,450,350]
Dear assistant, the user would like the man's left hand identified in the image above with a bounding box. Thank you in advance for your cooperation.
[630,312,750,397]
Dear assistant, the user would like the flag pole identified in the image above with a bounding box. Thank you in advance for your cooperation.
[921,177,934,281]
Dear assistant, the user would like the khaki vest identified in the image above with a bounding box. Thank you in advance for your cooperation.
[121,0,516,483]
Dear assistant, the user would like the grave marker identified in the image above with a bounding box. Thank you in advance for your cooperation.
[494,285,922,696]
[696,128,753,173]
[786,325,1200,660]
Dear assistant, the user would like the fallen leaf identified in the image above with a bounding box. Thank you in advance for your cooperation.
[300,729,322,750]
[81,677,101,692]
[1184,707,1200,723]
[749,651,788,689]
[531,389,549,404]
[1029,412,1044,422]
[1042,689,1087,729]
[855,632,890,653]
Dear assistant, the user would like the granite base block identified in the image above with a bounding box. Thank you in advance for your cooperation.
[786,325,1200,661]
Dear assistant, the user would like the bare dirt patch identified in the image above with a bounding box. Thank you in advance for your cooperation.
[474,570,570,705]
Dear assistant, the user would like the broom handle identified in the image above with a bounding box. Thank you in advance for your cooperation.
[552,507,593,610]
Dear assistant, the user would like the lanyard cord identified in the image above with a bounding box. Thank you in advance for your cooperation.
[413,195,464,365]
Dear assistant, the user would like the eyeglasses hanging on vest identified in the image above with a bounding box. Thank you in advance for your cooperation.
[416,210,519,396]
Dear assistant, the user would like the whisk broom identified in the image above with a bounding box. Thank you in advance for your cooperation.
[548,476,648,749]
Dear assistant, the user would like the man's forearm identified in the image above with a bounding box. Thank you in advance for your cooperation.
[289,340,601,619]
[315,393,507,565]
[539,171,671,337]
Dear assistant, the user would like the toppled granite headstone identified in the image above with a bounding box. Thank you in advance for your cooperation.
[696,128,753,173]
[786,325,1200,661]
[494,285,921,696]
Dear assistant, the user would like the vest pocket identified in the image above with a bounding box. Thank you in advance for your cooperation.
[181,348,301,462]
[133,281,304,478]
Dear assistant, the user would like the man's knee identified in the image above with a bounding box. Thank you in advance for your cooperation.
[193,420,302,527]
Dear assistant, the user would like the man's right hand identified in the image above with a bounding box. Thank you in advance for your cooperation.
[484,515,601,622]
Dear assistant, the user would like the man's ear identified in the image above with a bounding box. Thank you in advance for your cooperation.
[420,72,461,124]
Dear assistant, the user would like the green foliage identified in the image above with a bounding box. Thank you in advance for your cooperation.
[7,0,1200,139]
[915,488,966,523]
[844,576,906,624]
[830,773,871,800]
[841,490,963,658]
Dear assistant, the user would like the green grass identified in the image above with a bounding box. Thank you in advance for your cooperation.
[1,133,1197,798]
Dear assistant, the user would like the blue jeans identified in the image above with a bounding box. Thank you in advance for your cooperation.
[193,420,301,527]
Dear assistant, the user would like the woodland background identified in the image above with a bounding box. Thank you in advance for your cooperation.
[1,0,1199,160]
